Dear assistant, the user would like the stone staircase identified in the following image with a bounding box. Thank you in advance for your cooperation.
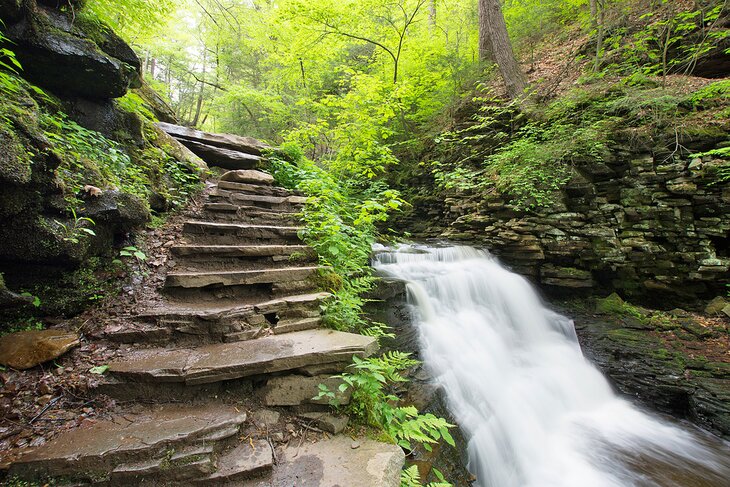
[4,124,404,486]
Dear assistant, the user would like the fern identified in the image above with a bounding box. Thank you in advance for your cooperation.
[401,465,453,487]
[316,352,456,454]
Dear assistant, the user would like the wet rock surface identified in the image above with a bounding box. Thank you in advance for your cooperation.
[564,298,730,439]
[0,330,79,370]
[243,435,405,487]
[3,4,141,98]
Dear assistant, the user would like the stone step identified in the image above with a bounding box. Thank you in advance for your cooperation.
[172,244,313,260]
[220,169,275,186]
[107,293,331,345]
[6,403,247,482]
[241,436,404,487]
[171,244,316,272]
[107,329,379,386]
[194,440,273,484]
[201,203,301,225]
[165,266,320,289]
[272,317,322,334]
[217,180,292,197]
[209,190,306,210]
[182,221,302,245]
[110,445,215,484]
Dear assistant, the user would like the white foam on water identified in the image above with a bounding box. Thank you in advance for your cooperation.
[373,244,730,487]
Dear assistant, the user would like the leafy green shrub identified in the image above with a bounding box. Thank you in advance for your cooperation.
[267,145,404,335]
[0,24,22,96]
[41,112,147,206]
[317,352,455,453]
[687,80,730,110]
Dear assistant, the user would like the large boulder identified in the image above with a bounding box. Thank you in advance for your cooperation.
[80,190,151,232]
[0,329,80,369]
[4,3,141,99]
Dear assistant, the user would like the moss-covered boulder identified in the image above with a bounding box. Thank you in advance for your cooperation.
[3,2,141,98]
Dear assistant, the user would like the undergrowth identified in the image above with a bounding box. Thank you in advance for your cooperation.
[430,77,730,210]
[267,143,405,337]
[315,352,455,487]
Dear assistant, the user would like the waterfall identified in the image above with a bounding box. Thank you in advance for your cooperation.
[372,244,730,487]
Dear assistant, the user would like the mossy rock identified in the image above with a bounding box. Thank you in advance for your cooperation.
[4,3,140,98]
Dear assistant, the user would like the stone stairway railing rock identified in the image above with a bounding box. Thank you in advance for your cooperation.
[3,127,404,486]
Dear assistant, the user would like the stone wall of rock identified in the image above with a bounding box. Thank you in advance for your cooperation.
[0,1,205,319]
[396,144,730,304]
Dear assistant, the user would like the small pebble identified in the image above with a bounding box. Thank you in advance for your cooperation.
[351,441,360,449]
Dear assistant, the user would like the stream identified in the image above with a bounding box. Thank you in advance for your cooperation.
[372,244,730,487]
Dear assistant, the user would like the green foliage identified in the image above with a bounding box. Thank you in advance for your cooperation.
[41,112,146,206]
[2,318,45,336]
[119,245,146,262]
[56,208,97,244]
[82,0,176,42]
[485,121,606,209]
[0,24,23,96]
[317,352,455,453]
[401,465,452,487]
[687,80,730,109]
[116,92,158,122]
[600,2,729,79]
[89,365,110,375]
[268,146,404,335]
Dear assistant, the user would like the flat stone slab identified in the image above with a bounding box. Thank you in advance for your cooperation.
[0,330,79,370]
[217,180,290,196]
[137,293,330,322]
[181,140,262,170]
[244,436,404,487]
[261,374,350,407]
[196,440,273,484]
[298,412,349,435]
[172,244,312,258]
[220,169,275,185]
[157,122,270,155]
[254,292,331,314]
[109,329,379,385]
[165,266,320,288]
[7,403,246,479]
[183,221,302,237]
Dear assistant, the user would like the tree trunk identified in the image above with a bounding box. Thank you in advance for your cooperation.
[592,0,604,72]
[478,0,495,62]
[478,0,527,100]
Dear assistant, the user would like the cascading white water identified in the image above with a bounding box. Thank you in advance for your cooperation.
[373,244,730,487]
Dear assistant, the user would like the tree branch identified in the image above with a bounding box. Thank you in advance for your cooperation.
[187,70,228,91]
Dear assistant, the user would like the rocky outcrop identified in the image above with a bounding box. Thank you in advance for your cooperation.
[571,301,730,439]
[158,122,270,169]
[0,2,205,319]
[399,143,729,304]
[2,1,141,98]
[0,329,79,369]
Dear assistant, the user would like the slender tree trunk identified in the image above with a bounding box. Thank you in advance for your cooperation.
[478,0,527,100]
[593,0,605,72]
[428,0,436,31]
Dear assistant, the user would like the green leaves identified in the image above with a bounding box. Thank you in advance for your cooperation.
[119,246,147,262]
[320,353,454,485]
[268,148,403,335]
[89,365,110,375]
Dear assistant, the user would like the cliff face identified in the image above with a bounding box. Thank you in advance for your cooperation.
[397,136,729,305]
[0,1,205,319]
